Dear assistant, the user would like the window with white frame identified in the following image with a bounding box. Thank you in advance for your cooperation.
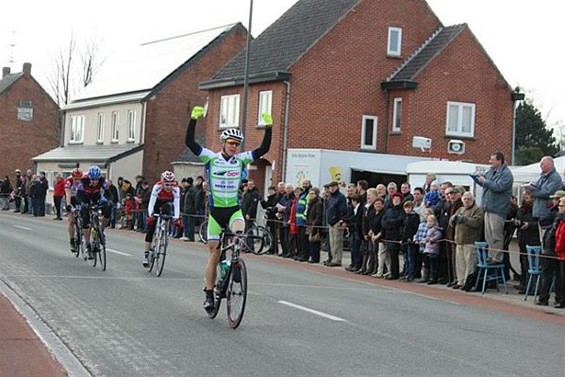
[219,94,240,128]
[257,91,272,126]
[111,111,119,142]
[361,115,378,150]
[69,115,85,143]
[387,27,402,57]
[127,110,136,141]
[392,98,402,132]
[17,100,33,121]
[96,113,105,143]
[446,101,475,137]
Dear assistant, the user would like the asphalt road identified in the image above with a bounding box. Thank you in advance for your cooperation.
[0,212,563,377]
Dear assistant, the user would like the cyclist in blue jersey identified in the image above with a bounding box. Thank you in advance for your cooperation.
[185,106,273,312]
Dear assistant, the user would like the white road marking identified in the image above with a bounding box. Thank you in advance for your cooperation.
[14,225,32,230]
[278,300,347,322]
[106,248,131,256]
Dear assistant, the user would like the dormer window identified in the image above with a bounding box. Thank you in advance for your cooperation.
[387,27,402,57]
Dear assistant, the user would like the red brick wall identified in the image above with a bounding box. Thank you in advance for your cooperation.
[387,28,513,163]
[287,0,442,153]
[142,28,248,182]
[0,75,60,177]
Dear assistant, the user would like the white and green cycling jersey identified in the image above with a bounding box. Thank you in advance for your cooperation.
[199,147,254,208]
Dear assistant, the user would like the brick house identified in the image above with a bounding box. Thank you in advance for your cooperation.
[34,23,248,183]
[0,63,60,178]
[198,0,519,191]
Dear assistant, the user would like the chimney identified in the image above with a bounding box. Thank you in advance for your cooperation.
[23,62,32,78]
[2,67,10,78]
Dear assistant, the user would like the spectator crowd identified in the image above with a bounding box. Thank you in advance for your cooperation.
[2,153,565,308]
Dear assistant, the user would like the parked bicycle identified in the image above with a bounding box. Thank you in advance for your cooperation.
[200,219,272,255]
[245,224,273,255]
[207,230,248,329]
[148,213,170,276]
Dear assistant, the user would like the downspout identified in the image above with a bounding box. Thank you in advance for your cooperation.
[140,100,147,175]
[281,80,291,183]
[383,89,390,154]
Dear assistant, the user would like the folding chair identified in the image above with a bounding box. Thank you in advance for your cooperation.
[524,245,542,301]
[473,241,508,294]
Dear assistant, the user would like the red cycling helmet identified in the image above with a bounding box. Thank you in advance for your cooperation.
[71,168,83,179]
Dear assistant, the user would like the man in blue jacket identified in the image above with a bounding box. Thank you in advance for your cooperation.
[473,152,513,263]
[523,156,563,243]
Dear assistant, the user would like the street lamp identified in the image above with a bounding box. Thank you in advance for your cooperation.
[511,86,525,165]
[240,0,254,150]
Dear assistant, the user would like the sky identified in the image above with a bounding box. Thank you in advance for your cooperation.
[1,0,564,136]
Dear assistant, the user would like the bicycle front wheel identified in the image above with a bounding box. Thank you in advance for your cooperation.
[154,231,167,277]
[226,259,247,329]
[149,230,160,273]
[73,222,82,258]
[98,232,107,271]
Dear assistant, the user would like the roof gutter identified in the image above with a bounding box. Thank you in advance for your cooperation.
[199,71,291,90]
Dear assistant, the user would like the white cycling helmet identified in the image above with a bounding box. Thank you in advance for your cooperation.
[220,128,244,142]
[161,170,175,183]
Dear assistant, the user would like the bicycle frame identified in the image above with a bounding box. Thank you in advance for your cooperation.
[149,214,170,276]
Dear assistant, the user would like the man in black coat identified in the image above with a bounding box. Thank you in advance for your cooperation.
[241,179,261,251]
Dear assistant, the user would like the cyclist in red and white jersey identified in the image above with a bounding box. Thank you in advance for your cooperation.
[64,167,83,252]
[142,171,181,267]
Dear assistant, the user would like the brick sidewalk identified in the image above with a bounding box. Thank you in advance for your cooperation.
[0,293,67,377]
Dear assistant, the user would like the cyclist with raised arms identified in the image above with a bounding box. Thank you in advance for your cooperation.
[142,171,181,267]
[76,165,111,259]
[65,167,83,253]
[185,106,272,312]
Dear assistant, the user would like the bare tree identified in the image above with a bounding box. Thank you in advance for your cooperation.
[47,33,105,106]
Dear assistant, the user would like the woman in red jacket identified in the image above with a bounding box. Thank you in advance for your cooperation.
[53,173,66,220]
[553,197,565,308]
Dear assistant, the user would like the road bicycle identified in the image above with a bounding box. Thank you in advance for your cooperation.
[85,204,107,271]
[245,224,273,255]
[70,207,83,258]
[207,230,248,329]
[199,219,272,255]
[148,213,170,277]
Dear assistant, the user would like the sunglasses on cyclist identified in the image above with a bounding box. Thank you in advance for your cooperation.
[225,139,240,147]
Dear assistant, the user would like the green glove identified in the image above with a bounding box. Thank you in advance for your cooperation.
[191,106,205,120]
[261,113,273,127]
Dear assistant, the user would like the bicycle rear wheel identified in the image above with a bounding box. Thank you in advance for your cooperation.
[199,220,208,244]
[154,231,167,277]
[207,275,223,319]
[226,259,247,329]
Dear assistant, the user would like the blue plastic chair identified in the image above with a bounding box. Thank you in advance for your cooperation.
[523,245,542,301]
[473,242,508,294]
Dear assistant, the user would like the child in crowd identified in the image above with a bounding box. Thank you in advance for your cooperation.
[122,193,135,230]
[413,208,434,283]
[423,214,443,284]
[424,181,440,208]
[401,201,420,281]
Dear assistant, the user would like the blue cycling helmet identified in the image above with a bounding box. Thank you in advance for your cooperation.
[87,165,102,180]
